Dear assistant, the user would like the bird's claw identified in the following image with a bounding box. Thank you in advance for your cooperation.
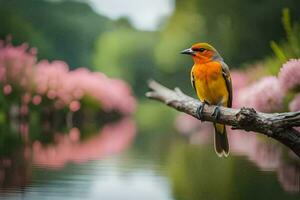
[211,106,221,120]
[196,102,205,120]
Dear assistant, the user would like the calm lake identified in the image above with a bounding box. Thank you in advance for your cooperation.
[1,113,300,200]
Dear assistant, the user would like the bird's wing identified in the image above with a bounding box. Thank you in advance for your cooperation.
[191,69,196,92]
[221,62,233,108]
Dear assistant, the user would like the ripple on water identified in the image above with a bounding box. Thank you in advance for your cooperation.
[1,154,174,200]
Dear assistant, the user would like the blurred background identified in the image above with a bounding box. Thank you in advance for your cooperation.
[1,0,300,199]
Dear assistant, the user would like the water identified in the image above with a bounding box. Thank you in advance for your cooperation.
[1,155,172,200]
[1,117,300,200]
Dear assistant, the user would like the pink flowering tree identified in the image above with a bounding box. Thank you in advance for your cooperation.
[236,76,284,112]
[278,59,300,112]
[0,41,136,124]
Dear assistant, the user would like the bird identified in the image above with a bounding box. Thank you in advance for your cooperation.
[181,43,232,157]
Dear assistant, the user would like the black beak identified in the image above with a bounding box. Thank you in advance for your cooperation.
[180,48,195,55]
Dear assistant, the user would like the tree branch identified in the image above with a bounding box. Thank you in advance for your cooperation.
[146,80,300,158]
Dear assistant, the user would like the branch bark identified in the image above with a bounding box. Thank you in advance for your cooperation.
[146,80,300,157]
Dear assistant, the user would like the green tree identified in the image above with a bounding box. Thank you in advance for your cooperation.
[0,0,114,68]
[195,0,300,65]
[156,0,300,70]
[0,8,53,58]
[154,0,206,73]
[93,26,157,96]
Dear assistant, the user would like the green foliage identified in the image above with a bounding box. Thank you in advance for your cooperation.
[93,27,157,96]
[2,0,299,99]
[282,8,300,56]
[266,8,300,74]
[157,0,300,70]
[135,100,177,133]
[0,112,5,124]
[154,0,206,73]
[270,41,287,63]
[200,0,300,66]
[167,141,234,200]
[0,9,53,57]
[0,0,113,68]
[140,0,300,98]
[0,116,23,156]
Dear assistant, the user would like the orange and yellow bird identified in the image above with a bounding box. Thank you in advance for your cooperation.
[181,43,232,157]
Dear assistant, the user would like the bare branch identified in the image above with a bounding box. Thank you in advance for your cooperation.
[146,80,300,157]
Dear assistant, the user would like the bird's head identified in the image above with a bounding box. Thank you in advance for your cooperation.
[181,43,222,64]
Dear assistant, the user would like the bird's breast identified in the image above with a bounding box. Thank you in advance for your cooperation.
[193,62,222,83]
[192,62,227,105]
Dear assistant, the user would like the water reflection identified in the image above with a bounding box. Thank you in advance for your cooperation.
[231,130,300,193]
[32,118,136,168]
[1,112,300,199]
[0,118,136,192]
[176,114,300,193]
[0,150,31,192]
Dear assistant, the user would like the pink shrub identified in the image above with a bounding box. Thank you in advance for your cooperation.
[278,59,300,92]
[231,71,249,91]
[236,76,284,112]
[231,71,249,108]
[0,41,136,115]
[0,43,36,90]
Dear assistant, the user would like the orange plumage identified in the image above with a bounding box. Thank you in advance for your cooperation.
[181,43,232,157]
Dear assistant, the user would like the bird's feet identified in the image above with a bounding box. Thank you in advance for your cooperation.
[196,102,206,120]
[211,106,221,120]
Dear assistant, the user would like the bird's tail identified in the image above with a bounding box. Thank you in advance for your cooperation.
[213,123,229,157]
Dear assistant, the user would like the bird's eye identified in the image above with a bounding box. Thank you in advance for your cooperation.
[198,48,206,52]
[193,48,206,52]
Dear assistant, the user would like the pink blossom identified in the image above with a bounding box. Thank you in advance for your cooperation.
[0,41,136,115]
[69,101,81,112]
[278,59,300,92]
[69,128,80,142]
[33,60,136,114]
[20,104,29,115]
[231,71,250,108]
[22,93,31,104]
[3,84,12,95]
[231,71,249,91]
[32,95,42,105]
[0,42,36,89]
[29,47,37,55]
[19,122,29,141]
[236,76,284,112]
[47,90,56,99]
[289,93,300,111]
